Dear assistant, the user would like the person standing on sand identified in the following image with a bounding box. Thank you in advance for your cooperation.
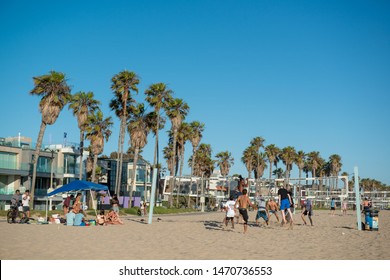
[235,189,256,234]
[255,193,269,226]
[301,198,313,226]
[224,195,236,229]
[278,184,293,227]
[330,197,336,215]
[342,199,348,216]
[22,190,31,218]
[266,198,280,223]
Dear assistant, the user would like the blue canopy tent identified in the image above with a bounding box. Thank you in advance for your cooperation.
[46,180,110,220]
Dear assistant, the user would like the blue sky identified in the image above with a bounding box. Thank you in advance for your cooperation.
[1,0,389,185]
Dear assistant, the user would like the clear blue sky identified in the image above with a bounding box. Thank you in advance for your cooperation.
[1,0,389,185]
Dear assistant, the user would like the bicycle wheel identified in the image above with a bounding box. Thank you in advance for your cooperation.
[6,210,13,223]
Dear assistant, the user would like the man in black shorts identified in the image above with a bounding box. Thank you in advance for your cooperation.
[235,189,256,234]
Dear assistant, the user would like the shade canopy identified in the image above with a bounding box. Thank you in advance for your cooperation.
[47,180,109,197]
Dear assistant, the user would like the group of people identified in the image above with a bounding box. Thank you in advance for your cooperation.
[222,177,317,233]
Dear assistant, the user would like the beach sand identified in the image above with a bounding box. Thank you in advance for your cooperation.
[1,209,389,260]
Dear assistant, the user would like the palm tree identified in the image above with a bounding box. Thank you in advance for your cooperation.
[29,71,71,207]
[242,146,256,179]
[215,151,234,199]
[279,146,296,181]
[69,91,101,180]
[165,98,190,176]
[273,168,284,179]
[127,103,153,206]
[85,110,113,183]
[294,150,306,191]
[145,83,173,167]
[188,121,205,176]
[110,70,139,195]
[307,151,321,188]
[176,122,192,205]
[265,144,280,180]
[329,154,342,189]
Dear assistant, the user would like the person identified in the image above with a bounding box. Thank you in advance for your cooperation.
[301,198,313,226]
[96,210,106,226]
[11,189,20,208]
[74,211,86,226]
[342,199,348,216]
[232,185,243,225]
[22,190,31,218]
[224,195,236,230]
[266,198,280,223]
[66,209,76,226]
[72,193,82,214]
[63,194,74,216]
[278,184,294,227]
[255,193,268,226]
[111,194,120,213]
[143,201,147,216]
[287,186,295,214]
[330,197,336,215]
[235,189,256,234]
[105,209,124,225]
[362,197,370,212]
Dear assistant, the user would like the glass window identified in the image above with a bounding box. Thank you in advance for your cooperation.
[0,152,17,169]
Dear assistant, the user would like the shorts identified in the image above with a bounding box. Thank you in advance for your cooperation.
[269,210,277,214]
[238,208,249,224]
[303,210,312,216]
[256,210,268,221]
[280,199,290,211]
[23,206,30,212]
[331,207,335,210]
[226,217,234,221]
[112,205,119,213]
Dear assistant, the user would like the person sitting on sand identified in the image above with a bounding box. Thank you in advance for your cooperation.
[72,193,82,214]
[66,209,76,226]
[74,211,86,226]
[105,209,124,225]
[96,210,105,226]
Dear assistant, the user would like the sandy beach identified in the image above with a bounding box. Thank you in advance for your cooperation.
[1,209,389,260]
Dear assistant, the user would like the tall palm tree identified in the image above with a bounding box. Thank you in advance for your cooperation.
[273,168,284,179]
[188,121,205,176]
[110,70,139,195]
[294,150,306,191]
[85,110,113,183]
[176,122,192,205]
[127,103,153,206]
[215,151,234,199]
[255,152,268,179]
[329,154,342,189]
[279,146,296,181]
[29,71,71,207]
[265,144,280,180]
[242,146,256,179]
[307,151,321,188]
[69,91,100,180]
[165,98,190,177]
[145,83,173,167]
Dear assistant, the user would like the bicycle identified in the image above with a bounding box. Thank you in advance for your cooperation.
[7,205,23,224]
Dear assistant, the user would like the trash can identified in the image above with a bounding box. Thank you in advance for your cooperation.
[364,210,379,231]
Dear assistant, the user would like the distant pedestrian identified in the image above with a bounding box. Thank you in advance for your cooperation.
[330,198,336,215]
[111,194,120,213]
[342,199,348,216]
[22,190,31,218]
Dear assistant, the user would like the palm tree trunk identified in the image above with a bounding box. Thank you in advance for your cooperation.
[153,113,160,205]
[117,117,126,195]
[269,162,273,180]
[176,149,185,206]
[130,146,140,208]
[170,128,178,207]
[92,154,98,183]
[79,130,84,180]
[30,121,47,209]
[115,124,122,194]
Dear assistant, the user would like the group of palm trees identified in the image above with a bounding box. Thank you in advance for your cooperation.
[26,70,387,208]
[28,70,209,207]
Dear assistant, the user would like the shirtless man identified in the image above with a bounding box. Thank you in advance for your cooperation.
[235,189,256,234]
[266,198,280,223]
